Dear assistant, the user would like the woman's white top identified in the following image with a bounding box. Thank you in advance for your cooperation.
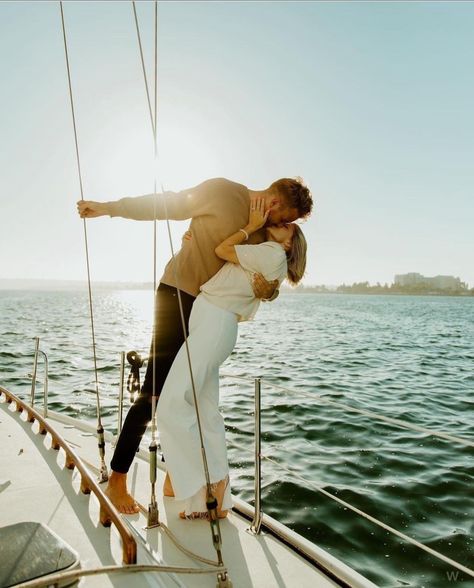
[200,241,287,322]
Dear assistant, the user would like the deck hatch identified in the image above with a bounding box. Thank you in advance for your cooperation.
[0,522,80,588]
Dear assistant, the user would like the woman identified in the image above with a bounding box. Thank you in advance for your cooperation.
[156,197,307,519]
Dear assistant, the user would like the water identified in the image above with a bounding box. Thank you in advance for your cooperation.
[1,289,473,587]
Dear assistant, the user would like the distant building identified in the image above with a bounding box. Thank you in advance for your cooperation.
[394,273,464,290]
[394,273,424,287]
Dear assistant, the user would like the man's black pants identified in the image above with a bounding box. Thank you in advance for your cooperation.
[110,283,195,474]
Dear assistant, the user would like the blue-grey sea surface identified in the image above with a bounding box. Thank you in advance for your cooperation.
[0,289,473,588]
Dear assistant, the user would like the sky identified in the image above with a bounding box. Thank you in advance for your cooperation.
[1,1,474,287]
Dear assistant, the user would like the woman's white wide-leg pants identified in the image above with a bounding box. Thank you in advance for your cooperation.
[156,294,238,515]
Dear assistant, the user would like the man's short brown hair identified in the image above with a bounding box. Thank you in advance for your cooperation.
[269,177,313,220]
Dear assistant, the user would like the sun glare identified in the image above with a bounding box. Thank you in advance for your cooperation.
[156,123,219,191]
[99,119,219,199]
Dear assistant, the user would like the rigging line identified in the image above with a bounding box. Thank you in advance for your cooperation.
[82,456,222,568]
[132,2,215,494]
[158,521,222,568]
[132,1,159,432]
[60,2,107,482]
[132,0,159,452]
[145,0,160,527]
[151,0,158,430]
[162,190,215,490]
[228,439,474,579]
[129,0,161,528]
[132,3,227,568]
[136,504,223,567]
[14,564,228,588]
[59,3,102,428]
[132,1,155,136]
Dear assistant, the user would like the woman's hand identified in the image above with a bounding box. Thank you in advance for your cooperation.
[245,197,269,233]
[182,229,192,243]
[77,200,109,218]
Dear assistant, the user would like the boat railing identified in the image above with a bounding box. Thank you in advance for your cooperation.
[0,384,137,565]
[29,336,49,417]
[19,341,473,579]
[219,371,474,580]
[248,376,263,535]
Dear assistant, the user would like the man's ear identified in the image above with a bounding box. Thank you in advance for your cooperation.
[268,197,280,211]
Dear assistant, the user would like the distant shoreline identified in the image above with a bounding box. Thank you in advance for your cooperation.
[1,279,473,297]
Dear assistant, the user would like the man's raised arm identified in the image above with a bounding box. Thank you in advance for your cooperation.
[77,182,208,222]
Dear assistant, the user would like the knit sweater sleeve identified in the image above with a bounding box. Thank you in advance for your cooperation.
[105,179,215,221]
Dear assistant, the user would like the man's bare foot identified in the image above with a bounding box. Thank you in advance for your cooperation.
[105,471,139,514]
[163,471,175,497]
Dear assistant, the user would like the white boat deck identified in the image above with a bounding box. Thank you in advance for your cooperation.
[0,396,376,588]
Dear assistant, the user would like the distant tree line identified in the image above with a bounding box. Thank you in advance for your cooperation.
[282,282,474,296]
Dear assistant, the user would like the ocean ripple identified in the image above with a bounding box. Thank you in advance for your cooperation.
[1,290,473,587]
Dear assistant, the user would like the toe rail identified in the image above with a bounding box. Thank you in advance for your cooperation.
[0,385,137,565]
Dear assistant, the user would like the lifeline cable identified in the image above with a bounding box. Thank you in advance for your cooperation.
[59,1,107,483]
[229,434,474,579]
[147,0,160,528]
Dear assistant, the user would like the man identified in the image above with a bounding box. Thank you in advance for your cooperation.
[77,176,313,512]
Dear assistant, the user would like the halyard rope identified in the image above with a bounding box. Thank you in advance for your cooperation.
[147,0,160,528]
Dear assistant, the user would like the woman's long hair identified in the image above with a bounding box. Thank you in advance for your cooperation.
[286,224,307,286]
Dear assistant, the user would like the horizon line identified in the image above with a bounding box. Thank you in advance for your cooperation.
[1,276,472,289]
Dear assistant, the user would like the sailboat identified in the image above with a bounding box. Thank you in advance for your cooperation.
[1,2,472,587]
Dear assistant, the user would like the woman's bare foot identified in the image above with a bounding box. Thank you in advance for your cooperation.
[163,471,175,497]
[104,471,139,514]
[178,476,229,520]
